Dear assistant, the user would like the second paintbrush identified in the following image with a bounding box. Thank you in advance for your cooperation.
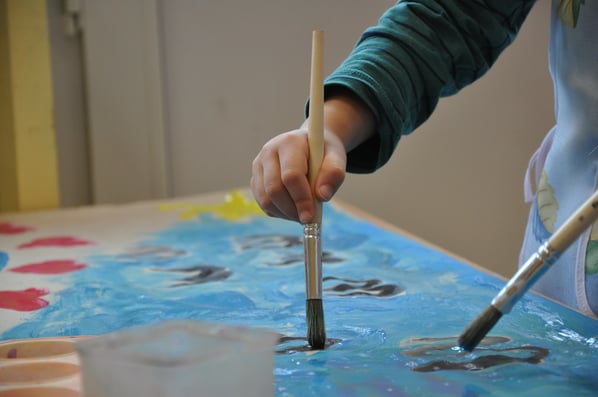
[459,187,598,351]
[304,30,326,350]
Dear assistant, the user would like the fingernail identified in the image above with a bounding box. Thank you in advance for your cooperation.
[319,185,334,201]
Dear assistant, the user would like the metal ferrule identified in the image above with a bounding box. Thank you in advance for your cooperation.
[492,241,559,314]
[303,222,322,300]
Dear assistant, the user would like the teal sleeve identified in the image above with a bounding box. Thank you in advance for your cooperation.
[324,0,536,173]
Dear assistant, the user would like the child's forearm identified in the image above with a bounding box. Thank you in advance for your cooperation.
[303,86,376,153]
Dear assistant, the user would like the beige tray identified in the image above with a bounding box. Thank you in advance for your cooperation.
[0,337,87,397]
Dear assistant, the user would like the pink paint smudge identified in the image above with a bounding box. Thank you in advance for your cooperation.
[7,348,17,358]
[0,288,50,311]
[0,222,35,234]
[18,236,95,249]
[10,259,88,274]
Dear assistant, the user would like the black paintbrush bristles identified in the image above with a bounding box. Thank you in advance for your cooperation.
[306,298,326,349]
[458,305,502,351]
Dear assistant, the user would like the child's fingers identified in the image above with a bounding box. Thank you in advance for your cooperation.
[278,138,314,223]
[251,156,283,219]
[316,137,347,202]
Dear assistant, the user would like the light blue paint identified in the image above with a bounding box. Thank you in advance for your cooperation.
[1,204,597,396]
[0,251,7,271]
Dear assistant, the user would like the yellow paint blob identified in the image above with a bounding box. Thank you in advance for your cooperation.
[159,190,265,221]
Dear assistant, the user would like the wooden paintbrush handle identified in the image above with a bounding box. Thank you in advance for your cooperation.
[307,30,324,224]
[492,188,598,314]
[548,189,598,253]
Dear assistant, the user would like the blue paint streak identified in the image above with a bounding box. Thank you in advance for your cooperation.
[2,205,598,396]
[0,251,7,271]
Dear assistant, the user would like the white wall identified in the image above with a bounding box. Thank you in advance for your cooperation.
[49,1,553,277]
[160,0,397,196]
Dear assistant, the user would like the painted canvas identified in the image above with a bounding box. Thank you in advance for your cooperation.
[1,190,597,396]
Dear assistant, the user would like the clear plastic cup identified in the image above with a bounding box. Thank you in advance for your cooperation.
[75,320,278,397]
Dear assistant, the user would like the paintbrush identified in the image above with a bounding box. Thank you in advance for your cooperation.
[458,188,598,351]
[304,30,326,350]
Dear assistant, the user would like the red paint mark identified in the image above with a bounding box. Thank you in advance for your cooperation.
[18,236,95,249]
[10,259,87,274]
[0,288,50,311]
[7,348,17,358]
[0,222,35,234]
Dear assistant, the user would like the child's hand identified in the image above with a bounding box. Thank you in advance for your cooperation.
[251,128,347,224]
[251,88,375,223]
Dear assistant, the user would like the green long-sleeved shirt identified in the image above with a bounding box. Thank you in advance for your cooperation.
[325,0,536,173]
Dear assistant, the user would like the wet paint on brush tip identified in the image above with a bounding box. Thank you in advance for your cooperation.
[276,336,341,354]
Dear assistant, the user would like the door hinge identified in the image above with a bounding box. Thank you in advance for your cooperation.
[62,0,82,37]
